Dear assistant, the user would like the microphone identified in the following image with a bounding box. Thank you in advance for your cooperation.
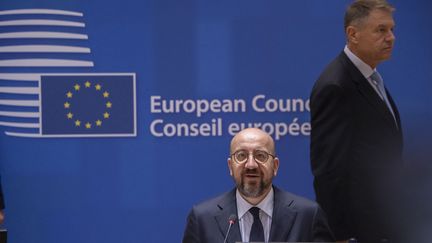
[223,214,237,243]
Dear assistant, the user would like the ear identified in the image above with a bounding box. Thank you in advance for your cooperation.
[228,157,233,176]
[346,25,359,44]
[272,157,280,176]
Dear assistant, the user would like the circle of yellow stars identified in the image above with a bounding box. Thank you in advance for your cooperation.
[64,81,112,129]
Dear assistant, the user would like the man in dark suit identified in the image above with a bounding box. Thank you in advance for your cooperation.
[183,128,334,243]
[310,0,403,242]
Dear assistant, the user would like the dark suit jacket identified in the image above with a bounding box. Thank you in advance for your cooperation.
[182,186,334,243]
[310,51,403,241]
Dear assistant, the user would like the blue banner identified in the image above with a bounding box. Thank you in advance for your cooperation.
[0,1,431,243]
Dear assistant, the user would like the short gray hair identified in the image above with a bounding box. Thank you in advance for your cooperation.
[344,0,395,31]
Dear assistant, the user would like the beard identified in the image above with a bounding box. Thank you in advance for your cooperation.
[236,168,271,198]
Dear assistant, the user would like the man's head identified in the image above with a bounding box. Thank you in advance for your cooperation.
[345,0,395,68]
[228,128,279,204]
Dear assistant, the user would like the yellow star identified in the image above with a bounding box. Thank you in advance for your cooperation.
[85,122,92,129]
[95,84,102,90]
[75,120,81,127]
[64,102,70,109]
[66,91,73,98]
[103,91,110,98]
[67,112,73,119]
[85,81,91,88]
[74,84,80,91]
[106,101,112,108]
[103,112,110,119]
[96,120,102,126]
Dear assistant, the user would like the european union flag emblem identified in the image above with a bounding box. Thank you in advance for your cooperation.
[41,73,136,137]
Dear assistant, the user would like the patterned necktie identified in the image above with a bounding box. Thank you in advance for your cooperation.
[370,71,397,125]
[249,207,264,242]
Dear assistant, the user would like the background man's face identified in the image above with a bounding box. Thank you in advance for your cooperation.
[354,9,395,66]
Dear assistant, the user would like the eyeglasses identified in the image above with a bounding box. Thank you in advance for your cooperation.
[230,150,276,164]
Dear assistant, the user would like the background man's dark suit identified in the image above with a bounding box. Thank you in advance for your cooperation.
[310,51,403,241]
[182,186,333,243]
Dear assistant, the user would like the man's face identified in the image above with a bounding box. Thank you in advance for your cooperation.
[228,129,279,199]
[351,9,395,67]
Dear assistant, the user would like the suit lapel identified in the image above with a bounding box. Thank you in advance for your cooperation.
[341,52,399,131]
[357,77,397,129]
[385,88,402,130]
[269,187,297,242]
[215,190,241,243]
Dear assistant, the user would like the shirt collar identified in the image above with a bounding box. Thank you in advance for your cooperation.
[344,45,376,79]
[236,187,274,219]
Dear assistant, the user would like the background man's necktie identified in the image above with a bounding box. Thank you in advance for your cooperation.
[249,207,264,242]
[370,71,397,126]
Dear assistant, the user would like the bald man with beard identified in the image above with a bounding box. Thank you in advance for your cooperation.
[182,128,334,243]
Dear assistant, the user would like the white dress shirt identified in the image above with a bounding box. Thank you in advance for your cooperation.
[236,187,274,243]
[344,45,397,125]
[344,45,384,98]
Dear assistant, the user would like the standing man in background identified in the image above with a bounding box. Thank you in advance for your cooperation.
[310,0,403,242]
